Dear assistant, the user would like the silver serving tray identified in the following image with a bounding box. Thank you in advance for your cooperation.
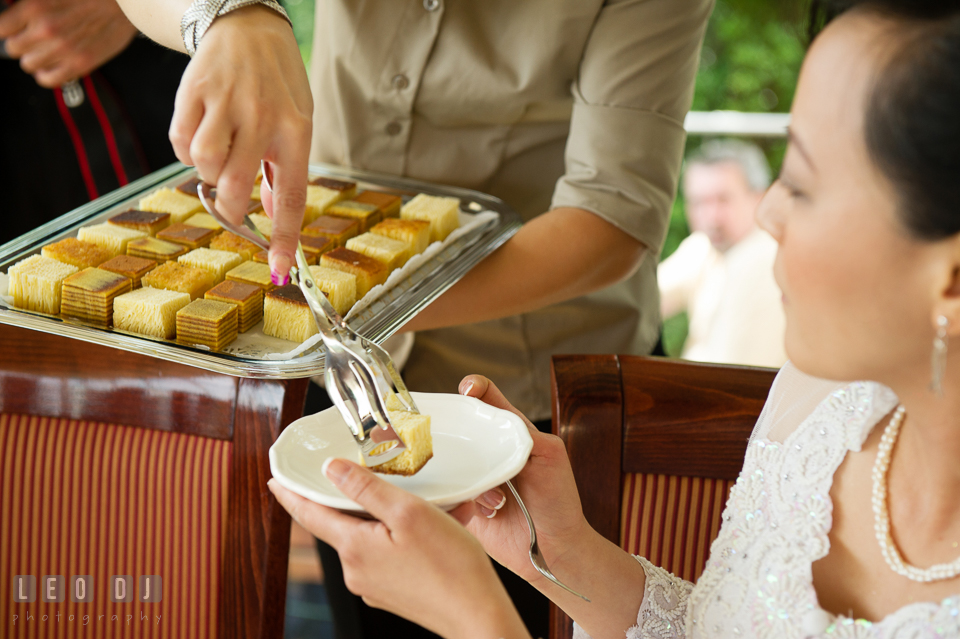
[0,163,521,378]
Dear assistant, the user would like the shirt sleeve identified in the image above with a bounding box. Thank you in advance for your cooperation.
[551,0,713,252]
[573,556,693,639]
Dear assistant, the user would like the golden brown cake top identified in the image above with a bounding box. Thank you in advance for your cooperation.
[157,223,218,246]
[177,298,237,323]
[310,177,356,192]
[252,250,269,264]
[303,215,360,236]
[176,177,203,197]
[210,232,260,254]
[41,238,113,268]
[371,218,430,234]
[127,237,188,259]
[328,201,378,216]
[62,267,131,295]
[206,280,262,304]
[354,191,402,213]
[322,247,387,274]
[98,255,156,278]
[109,210,171,228]
[144,261,214,290]
[266,283,309,307]
[228,261,271,282]
[300,235,334,253]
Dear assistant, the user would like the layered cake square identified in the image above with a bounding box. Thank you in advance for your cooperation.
[400,193,461,243]
[61,267,132,326]
[142,261,215,300]
[113,287,191,339]
[320,247,388,298]
[178,248,243,283]
[8,254,78,315]
[263,284,318,343]
[41,238,113,269]
[176,299,238,350]
[205,280,263,333]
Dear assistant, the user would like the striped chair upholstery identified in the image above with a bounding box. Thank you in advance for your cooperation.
[0,324,309,639]
[550,355,777,639]
[1,414,230,637]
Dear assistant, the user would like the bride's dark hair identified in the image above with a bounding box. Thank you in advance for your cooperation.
[808,0,960,240]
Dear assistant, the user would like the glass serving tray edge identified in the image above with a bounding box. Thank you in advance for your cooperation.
[0,163,522,378]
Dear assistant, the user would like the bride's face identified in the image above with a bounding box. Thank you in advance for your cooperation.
[756,11,953,384]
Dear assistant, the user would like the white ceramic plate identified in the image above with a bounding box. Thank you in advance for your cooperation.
[269,392,534,512]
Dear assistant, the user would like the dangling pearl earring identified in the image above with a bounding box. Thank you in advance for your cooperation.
[931,315,949,396]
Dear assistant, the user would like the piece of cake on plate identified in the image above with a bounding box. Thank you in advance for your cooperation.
[138,187,205,224]
[205,280,263,333]
[77,224,147,257]
[263,284,318,342]
[108,210,171,236]
[60,267,132,326]
[176,299,239,350]
[345,232,410,271]
[364,408,433,476]
[113,287,191,339]
[41,237,113,269]
[178,248,243,284]
[142,261,215,300]
[307,265,357,316]
[400,193,461,243]
[320,247,388,298]
[8,254,78,314]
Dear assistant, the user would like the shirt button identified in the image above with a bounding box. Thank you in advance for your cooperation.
[385,121,402,136]
[392,74,410,90]
[423,0,440,11]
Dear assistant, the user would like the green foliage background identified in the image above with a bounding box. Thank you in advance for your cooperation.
[279,0,807,357]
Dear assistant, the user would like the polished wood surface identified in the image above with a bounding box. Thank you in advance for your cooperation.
[621,357,775,480]
[0,324,238,440]
[0,323,309,639]
[548,355,777,639]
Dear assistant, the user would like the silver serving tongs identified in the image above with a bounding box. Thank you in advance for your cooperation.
[198,162,418,466]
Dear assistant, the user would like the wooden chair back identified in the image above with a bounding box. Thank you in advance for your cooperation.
[549,354,777,639]
[0,324,308,638]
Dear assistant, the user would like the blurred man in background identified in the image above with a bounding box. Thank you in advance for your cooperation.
[659,139,786,368]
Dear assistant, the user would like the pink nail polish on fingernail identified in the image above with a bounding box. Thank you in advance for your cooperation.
[271,271,289,286]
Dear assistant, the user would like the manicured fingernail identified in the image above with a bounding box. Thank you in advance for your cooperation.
[322,458,350,485]
[481,506,497,519]
[270,254,291,286]
[460,380,474,396]
[479,489,506,511]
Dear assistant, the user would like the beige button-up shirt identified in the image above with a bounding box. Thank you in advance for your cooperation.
[310,0,712,419]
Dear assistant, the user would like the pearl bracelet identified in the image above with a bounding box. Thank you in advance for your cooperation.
[181,0,291,57]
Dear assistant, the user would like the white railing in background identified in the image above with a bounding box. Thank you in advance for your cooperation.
[684,111,790,137]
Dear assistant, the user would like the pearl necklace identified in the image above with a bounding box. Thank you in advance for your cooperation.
[871,405,960,582]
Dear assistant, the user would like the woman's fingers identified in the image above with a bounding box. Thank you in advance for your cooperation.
[169,78,205,168]
[263,154,309,285]
[459,374,537,432]
[188,102,233,192]
[322,458,414,527]
[267,478,372,548]
[213,125,261,225]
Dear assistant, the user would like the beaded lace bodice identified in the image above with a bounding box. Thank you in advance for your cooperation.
[574,363,960,639]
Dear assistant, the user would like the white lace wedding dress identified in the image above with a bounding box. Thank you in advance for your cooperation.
[574,362,960,638]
